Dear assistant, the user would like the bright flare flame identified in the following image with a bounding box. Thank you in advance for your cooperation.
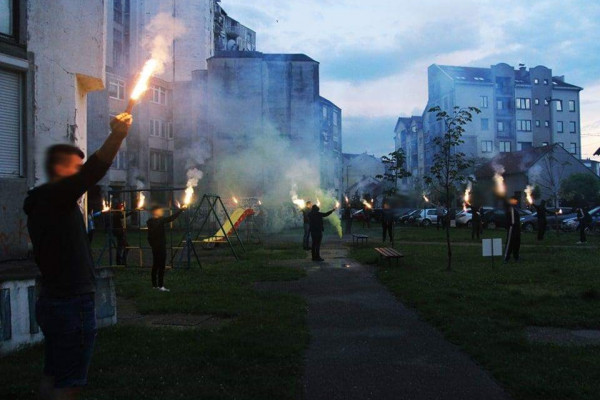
[258,200,262,206]
[175,200,181,209]
[102,199,110,212]
[524,185,534,205]
[362,199,372,209]
[137,192,145,210]
[558,208,563,215]
[423,194,430,203]
[130,59,159,101]
[183,186,193,207]
[335,200,340,208]
[292,195,306,209]
[493,173,506,197]
[232,196,239,205]
[345,195,349,204]
[317,198,321,207]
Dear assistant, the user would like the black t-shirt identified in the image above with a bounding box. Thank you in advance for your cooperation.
[147,210,183,247]
[23,154,111,298]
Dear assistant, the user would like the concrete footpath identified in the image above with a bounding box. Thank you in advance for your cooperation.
[261,241,511,400]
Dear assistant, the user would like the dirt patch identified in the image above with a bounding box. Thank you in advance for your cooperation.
[525,326,600,346]
[117,297,232,330]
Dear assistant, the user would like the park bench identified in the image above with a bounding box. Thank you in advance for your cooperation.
[374,247,404,266]
[352,234,369,245]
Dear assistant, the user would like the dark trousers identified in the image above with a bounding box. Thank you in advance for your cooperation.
[88,229,95,244]
[311,231,323,260]
[472,220,481,239]
[114,231,129,265]
[303,223,311,250]
[580,222,587,243]
[504,226,521,261]
[344,219,352,235]
[382,222,394,243]
[538,220,546,240]
[151,244,167,287]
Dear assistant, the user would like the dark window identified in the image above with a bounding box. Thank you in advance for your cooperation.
[557,121,563,133]
[535,120,541,127]
[569,121,576,133]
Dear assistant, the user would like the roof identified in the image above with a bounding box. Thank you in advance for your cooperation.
[319,96,341,111]
[434,64,581,90]
[394,116,423,133]
[476,145,558,178]
[211,51,317,63]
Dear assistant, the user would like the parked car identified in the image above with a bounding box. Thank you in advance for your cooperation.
[520,207,575,232]
[351,208,382,222]
[413,208,446,226]
[481,207,531,230]
[456,207,494,227]
[399,209,419,224]
[561,206,600,232]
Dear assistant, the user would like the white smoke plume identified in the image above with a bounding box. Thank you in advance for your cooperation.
[141,12,186,76]
[186,168,203,188]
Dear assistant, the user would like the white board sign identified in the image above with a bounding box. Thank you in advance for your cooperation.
[482,238,503,257]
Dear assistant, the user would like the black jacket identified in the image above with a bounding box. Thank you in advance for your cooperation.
[533,204,547,223]
[308,209,334,233]
[505,205,521,232]
[147,209,183,247]
[302,207,311,224]
[23,154,111,297]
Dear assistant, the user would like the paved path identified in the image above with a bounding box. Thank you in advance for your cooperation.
[261,241,511,400]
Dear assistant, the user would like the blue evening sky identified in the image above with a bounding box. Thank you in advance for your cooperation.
[224,0,600,159]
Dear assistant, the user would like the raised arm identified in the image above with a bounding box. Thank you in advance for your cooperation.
[161,208,184,224]
[321,209,336,217]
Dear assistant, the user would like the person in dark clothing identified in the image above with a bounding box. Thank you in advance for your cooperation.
[302,201,313,250]
[308,204,337,261]
[532,200,548,240]
[381,202,394,244]
[576,207,592,244]
[147,205,184,291]
[363,203,372,228]
[23,113,132,400]
[87,209,102,243]
[503,197,521,263]
[342,206,352,235]
[471,205,482,240]
[111,202,133,265]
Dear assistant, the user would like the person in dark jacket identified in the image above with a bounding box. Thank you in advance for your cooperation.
[87,209,102,243]
[23,113,132,400]
[111,201,133,265]
[342,206,352,235]
[503,197,521,263]
[532,200,548,240]
[308,204,337,261]
[576,206,592,244]
[381,202,394,244]
[302,201,313,250]
[147,205,184,291]
[471,205,482,240]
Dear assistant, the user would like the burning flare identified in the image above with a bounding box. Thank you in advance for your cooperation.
[232,196,239,205]
[126,59,159,113]
[362,199,373,209]
[493,172,506,197]
[344,195,349,204]
[137,192,145,210]
[423,194,430,203]
[292,195,306,209]
[463,182,472,211]
[524,185,534,205]
[335,200,340,208]
[183,186,193,207]
[102,199,110,213]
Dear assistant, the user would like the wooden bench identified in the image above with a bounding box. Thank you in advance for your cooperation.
[374,247,404,266]
[352,234,369,245]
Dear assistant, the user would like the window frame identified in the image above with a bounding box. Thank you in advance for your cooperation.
[555,100,563,112]
[480,96,489,109]
[108,79,125,100]
[499,141,511,153]
[569,121,576,134]
[568,100,576,112]
[481,140,493,153]
[556,121,563,133]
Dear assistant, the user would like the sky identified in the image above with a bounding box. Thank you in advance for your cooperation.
[223,0,600,159]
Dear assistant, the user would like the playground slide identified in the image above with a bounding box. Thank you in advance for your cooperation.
[203,208,255,243]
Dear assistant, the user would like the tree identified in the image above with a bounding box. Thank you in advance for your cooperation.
[424,106,480,271]
[531,146,571,207]
[561,173,600,206]
[377,149,412,196]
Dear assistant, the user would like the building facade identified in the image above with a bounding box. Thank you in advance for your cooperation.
[342,152,385,194]
[396,63,583,191]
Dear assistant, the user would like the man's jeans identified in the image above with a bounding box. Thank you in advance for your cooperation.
[303,223,311,249]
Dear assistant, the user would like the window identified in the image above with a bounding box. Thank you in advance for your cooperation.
[543,79,549,85]
[333,112,339,126]
[481,118,489,131]
[481,140,493,153]
[151,85,167,105]
[569,121,576,133]
[497,121,505,132]
[516,98,531,110]
[544,98,549,106]
[150,119,164,137]
[542,142,549,146]
[112,151,128,170]
[322,105,327,118]
[0,0,15,37]
[0,69,23,176]
[556,100,563,111]
[480,96,488,108]
[108,79,125,100]
[534,78,539,84]
[535,120,541,127]
[568,100,576,112]
[517,120,531,132]
[167,122,174,139]
[499,141,511,153]
[557,121,563,133]
[534,98,540,105]
[113,0,122,24]
[150,150,172,172]
[570,143,577,154]
[496,100,503,110]
[544,120,550,127]
[517,142,532,151]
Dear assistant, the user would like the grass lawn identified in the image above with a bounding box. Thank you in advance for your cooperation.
[350,228,600,400]
[0,243,308,400]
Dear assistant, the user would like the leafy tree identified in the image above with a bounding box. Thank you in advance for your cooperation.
[531,146,571,207]
[561,173,600,206]
[377,149,412,196]
[424,106,480,271]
